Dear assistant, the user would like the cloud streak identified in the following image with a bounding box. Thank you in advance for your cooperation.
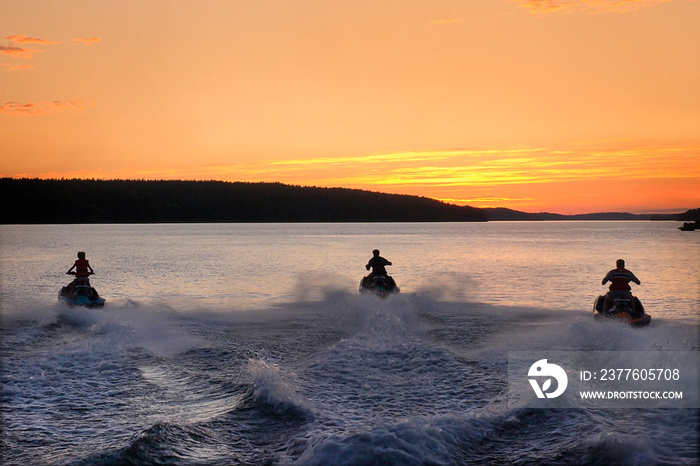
[0,99,92,117]
[44,142,694,189]
[1,35,57,60]
[73,37,102,46]
[5,35,58,44]
[1,63,34,71]
[0,45,42,59]
[428,18,465,25]
[517,0,675,14]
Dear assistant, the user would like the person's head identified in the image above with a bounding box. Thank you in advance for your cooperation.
[78,251,86,260]
[616,259,625,269]
[372,249,380,257]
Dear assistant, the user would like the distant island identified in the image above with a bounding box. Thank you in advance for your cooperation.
[0,178,695,224]
[483,207,683,221]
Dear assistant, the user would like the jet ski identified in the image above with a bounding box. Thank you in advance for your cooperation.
[59,273,105,308]
[593,293,650,327]
[359,274,399,298]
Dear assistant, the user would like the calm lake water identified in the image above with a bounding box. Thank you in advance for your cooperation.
[1,221,698,317]
[1,222,698,465]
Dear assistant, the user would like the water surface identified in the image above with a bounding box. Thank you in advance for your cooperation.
[1,222,698,464]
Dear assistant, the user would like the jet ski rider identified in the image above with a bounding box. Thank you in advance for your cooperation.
[66,251,95,292]
[602,259,641,311]
[366,249,392,278]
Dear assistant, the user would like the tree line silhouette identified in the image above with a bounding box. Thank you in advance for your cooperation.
[1,178,487,224]
[677,208,699,222]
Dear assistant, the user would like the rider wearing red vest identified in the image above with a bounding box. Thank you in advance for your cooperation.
[602,259,640,309]
[602,259,641,291]
[67,251,94,280]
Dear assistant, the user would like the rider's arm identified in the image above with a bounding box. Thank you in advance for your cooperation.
[67,263,76,274]
[630,272,640,285]
[601,272,610,285]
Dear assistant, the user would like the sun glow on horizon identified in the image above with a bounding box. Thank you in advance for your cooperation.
[7,141,698,214]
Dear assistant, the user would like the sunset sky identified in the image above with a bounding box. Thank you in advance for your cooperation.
[2,0,699,214]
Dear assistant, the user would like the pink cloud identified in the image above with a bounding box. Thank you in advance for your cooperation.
[1,63,34,71]
[5,35,58,44]
[0,99,92,117]
[0,45,42,59]
[73,37,102,46]
[1,35,57,59]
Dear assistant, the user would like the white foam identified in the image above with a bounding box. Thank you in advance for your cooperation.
[248,359,314,417]
[296,413,494,466]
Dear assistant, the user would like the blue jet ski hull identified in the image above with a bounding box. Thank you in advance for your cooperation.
[59,284,106,308]
[58,294,106,308]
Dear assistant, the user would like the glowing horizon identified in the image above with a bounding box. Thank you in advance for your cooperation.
[9,140,697,214]
[2,0,699,215]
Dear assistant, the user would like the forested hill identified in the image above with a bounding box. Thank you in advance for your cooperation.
[0,178,487,224]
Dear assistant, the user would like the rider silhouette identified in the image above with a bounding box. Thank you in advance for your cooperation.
[366,249,392,278]
[602,259,641,311]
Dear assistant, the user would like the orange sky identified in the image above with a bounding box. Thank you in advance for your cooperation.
[2,0,699,214]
